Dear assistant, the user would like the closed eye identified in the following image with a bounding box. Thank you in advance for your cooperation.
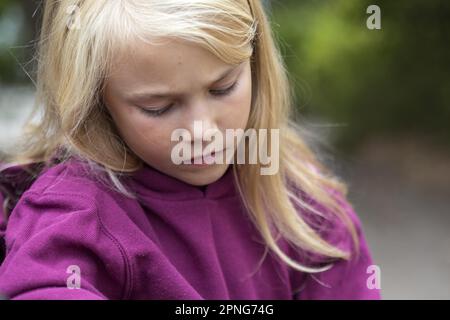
[137,80,239,117]
[209,81,238,97]
[138,104,174,117]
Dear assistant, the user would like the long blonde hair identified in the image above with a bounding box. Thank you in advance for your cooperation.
[2,0,358,273]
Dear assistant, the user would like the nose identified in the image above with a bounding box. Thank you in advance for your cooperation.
[184,100,220,147]
[188,120,221,150]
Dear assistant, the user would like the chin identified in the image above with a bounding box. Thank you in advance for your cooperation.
[177,163,230,186]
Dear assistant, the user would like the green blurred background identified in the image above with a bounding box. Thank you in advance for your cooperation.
[272,0,450,150]
[0,0,449,299]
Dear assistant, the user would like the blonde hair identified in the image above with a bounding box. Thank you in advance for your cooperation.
[3,0,358,273]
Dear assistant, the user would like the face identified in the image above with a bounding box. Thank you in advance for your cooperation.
[103,38,253,186]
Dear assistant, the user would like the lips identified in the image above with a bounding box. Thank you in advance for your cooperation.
[203,152,216,163]
[190,150,221,163]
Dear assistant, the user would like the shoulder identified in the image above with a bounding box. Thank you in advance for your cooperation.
[293,184,364,246]
[321,187,365,254]
[0,158,135,299]
[13,157,137,220]
[7,157,135,247]
[4,157,122,239]
[290,187,381,299]
[25,157,114,200]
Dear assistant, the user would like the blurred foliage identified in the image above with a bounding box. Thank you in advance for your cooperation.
[0,0,37,83]
[272,0,450,150]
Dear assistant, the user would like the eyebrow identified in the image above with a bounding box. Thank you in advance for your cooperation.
[127,62,244,101]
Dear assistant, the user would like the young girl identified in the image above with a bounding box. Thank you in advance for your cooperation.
[0,0,381,300]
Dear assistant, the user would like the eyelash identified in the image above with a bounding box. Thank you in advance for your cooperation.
[210,81,238,97]
[139,104,173,117]
[139,81,239,117]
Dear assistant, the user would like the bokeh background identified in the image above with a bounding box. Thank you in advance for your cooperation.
[0,0,449,299]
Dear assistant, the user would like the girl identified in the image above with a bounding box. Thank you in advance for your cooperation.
[0,0,380,300]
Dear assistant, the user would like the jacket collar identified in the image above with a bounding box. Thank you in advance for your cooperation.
[126,163,238,201]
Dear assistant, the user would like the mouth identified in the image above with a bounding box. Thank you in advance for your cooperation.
[190,149,224,165]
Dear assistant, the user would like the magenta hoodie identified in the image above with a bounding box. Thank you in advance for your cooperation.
[0,157,381,300]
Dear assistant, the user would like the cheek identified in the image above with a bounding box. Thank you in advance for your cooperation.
[223,75,252,128]
[111,108,174,160]
[104,90,176,165]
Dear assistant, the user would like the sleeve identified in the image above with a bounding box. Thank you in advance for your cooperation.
[291,189,382,300]
[0,191,129,300]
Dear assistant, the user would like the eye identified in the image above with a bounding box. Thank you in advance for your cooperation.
[138,104,174,117]
[209,81,238,97]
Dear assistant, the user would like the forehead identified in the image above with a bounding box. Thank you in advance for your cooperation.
[107,38,237,90]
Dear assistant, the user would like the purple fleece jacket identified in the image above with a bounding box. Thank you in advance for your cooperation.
[0,158,381,300]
